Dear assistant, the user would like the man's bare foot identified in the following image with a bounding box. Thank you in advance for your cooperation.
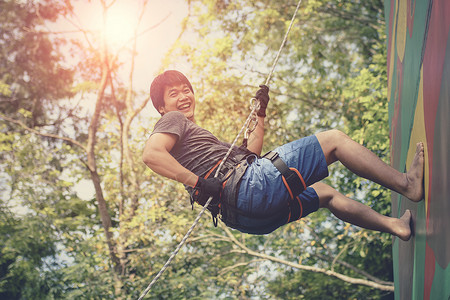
[403,142,425,202]
[395,210,413,241]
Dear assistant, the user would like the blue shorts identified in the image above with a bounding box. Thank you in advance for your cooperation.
[234,135,329,234]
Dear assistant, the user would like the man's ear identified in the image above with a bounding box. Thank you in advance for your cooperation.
[158,106,165,114]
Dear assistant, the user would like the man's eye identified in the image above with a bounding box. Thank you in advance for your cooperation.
[183,89,190,93]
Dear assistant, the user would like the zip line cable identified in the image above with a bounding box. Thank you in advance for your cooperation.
[138,1,303,298]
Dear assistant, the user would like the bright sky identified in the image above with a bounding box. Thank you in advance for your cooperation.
[53,0,188,91]
[53,0,189,200]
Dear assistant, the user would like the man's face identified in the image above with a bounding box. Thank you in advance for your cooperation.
[159,83,195,121]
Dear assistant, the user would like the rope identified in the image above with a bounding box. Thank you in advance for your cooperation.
[138,1,302,298]
[264,0,303,86]
[137,198,211,300]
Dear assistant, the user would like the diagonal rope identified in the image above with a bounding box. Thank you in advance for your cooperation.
[138,1,302,298]
[264,0,303,86]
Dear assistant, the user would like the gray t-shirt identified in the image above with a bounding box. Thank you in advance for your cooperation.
[151,111,250,177]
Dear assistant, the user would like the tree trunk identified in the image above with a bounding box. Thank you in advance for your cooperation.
[86,43,121,272]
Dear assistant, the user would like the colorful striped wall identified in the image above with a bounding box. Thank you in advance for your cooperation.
[384,0,450,299]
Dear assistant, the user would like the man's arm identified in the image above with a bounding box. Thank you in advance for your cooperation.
[246,116,264,156]
[142,132,198,187]
[245,85,269,156]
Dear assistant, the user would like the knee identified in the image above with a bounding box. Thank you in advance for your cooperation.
[316,129,349,165]
[313,182,335,208]
[327,129,350,142]
[318,129,349,146]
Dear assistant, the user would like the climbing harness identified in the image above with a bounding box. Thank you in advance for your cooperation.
[262,151,306,222]
[138,0,303,298]
[218,150,306,233]
[188,151,251,226]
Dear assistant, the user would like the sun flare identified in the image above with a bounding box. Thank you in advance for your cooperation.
[103,4,138,47]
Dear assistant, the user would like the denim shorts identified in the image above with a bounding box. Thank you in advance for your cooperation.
[233,135,329,234]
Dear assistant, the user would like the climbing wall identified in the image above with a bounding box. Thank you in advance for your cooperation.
[385,0,450,299]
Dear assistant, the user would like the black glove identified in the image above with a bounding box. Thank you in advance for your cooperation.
[255,84,270,117]
[194,177,222,207]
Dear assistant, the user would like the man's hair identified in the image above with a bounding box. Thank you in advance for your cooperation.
[150,70,194,115]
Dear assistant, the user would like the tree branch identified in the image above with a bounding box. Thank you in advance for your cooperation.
[218,259,266,276]
[314,253,393,286]
[0,113,87,152]
[218,222,394,292]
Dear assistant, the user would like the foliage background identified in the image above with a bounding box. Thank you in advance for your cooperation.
[1,0,394,299]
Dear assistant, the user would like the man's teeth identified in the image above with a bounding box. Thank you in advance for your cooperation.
[178,104,190,109]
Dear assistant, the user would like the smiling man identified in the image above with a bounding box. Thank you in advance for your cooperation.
[158,80,196,121]
[143,70,424,239]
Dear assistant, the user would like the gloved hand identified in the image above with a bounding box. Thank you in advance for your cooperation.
[194,177,222,207]
[255,84,270,117]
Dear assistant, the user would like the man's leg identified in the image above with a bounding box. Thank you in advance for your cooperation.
[315,130,424,202]
[313,182,412,241]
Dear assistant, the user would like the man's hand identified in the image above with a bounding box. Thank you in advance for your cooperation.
[255,85,270,117]
[194,177,222,207]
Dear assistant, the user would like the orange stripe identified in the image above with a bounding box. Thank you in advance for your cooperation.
[194,160,222,203]
[281,168,306,200]
[296,196,303,219]
[290,168,307,190]
[204,160,222,179]
[281,168,305,223]
[218,163,239,209]
[282,176,294,199]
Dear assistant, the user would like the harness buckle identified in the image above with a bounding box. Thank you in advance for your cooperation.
[262,151,279,161]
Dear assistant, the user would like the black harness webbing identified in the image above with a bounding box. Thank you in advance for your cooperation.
[188,151,253,226]
[262,151,306,196]
[262,151,306,222]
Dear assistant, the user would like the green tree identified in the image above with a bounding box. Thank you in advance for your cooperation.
[1,0,166,298]
[0,0,395,299]
[0,0,73,127]
[0,206,57,299]
[0,127,96,299]
[156,0,394,298]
